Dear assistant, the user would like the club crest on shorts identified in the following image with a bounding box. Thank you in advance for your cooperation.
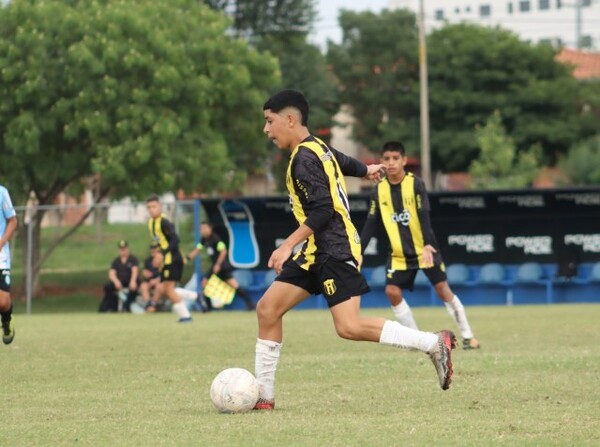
[323,279,336,296]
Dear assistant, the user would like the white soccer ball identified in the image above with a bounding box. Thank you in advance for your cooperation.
[210,368,259,413]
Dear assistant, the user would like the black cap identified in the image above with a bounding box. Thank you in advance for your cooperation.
[149,242,160,249]
[118,240,128,248]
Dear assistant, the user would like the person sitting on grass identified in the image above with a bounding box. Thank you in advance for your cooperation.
[98,240,139,313]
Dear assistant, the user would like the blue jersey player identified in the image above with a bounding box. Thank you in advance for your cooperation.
[0,185,17,345]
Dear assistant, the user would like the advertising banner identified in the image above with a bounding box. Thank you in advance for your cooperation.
[200,188,600,269]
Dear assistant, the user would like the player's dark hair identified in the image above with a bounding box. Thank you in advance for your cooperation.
[146,193,160,203]
[381,141,406,156]
[263,89,309,126]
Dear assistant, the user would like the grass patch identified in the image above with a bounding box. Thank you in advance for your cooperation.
[3,304,600,446]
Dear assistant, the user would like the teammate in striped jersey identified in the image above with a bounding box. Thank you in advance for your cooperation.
[360,141,480,350]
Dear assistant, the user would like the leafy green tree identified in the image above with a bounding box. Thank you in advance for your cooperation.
[0,0,278,293]
[328,15,590,172]
[558,136,600,185]
[203,0,315,37]
[468,111,540,189]
[427,24,584,170]
[327,9,420,155]
[205,0,337,191]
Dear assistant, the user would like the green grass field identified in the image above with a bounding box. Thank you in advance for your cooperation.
[3,304,600,446]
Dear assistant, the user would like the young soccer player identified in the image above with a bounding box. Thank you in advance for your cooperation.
[0,184,17,345]
[253,90,457,410]
[360,141,480,350]
[185,221,256,311]
[146,194,192,322]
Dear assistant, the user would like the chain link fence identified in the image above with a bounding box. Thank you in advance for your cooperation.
[12,197,206,313]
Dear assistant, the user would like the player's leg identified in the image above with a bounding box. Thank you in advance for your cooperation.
[254,264,312,410]
[385,268,419,329]
[162,260,191,322]
[224,275,255,311]
[139,281,151,303]
[426,265,480,350]
[0,270,15,345]
[163,280,192,322]
[99,281,119,312]
[324,259,456,390]
[329,298,456,390]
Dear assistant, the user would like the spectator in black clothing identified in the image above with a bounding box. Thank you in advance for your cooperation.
[185,221,256,311]
[98,240,139,312]
[140,243,162,312]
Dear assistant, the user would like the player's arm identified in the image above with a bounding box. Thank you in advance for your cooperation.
[297,149,335,232]
[415,179,437,266]
[213,240,228,274]
[0,215,17,251]
[268,151,330,273]
[360,189,381,255]
[108,267,122,289]
[330,147,385,182]
[185,244,202,263]
[160,218,180,255]
[269,224,314,274]
[129,259,139,290]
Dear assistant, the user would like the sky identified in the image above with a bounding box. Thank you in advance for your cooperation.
[310,0,390,49]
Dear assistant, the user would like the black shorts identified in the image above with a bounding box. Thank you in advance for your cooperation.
[217,268,234,282]
[161,259,183,282]
[276,258,370,308]
[0,269,10,292]
[385,263,447,290]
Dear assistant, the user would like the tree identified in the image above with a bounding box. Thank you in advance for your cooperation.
[558,136,600,186]
[0,0,278,293]
[203,0,315,37]
[427,24,584,171]
[205,0,338,191]
[468,111,540,189]
[327,9,420,154]
[327,15,591,172]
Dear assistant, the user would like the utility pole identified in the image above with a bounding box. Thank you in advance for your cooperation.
[417,0,432,189]
[576,0,582,48]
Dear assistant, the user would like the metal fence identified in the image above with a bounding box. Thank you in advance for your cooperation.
[12,198,203,313]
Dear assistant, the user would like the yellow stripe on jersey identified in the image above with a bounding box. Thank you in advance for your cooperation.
[286,146,317,268]
[401,175,427,268]
[148,214,173,265]
[378,175,428,270]
[286,137,361,268]
[378,180,406,270]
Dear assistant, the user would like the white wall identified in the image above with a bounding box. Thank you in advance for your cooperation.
[389,0,600,49]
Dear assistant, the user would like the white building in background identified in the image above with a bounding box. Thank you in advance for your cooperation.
[389,0,600,49]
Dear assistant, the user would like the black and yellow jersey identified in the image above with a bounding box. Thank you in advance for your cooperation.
[286,135,367,270]
[360,173,441,270]
[148,214,182,266]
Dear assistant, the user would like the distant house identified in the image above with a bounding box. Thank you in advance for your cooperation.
[555,48,600,80]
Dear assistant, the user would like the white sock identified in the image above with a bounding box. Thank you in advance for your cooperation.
[444,295,474,339]
[391,300,419,330]
[172,302,191,319]
[255,338,282,401]
[379,320,438,353]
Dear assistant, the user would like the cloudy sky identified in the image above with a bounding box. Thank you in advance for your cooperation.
[310,0,390,49]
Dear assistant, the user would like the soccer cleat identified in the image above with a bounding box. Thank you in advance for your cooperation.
[428,330,456,390]
[253,398,275,410]
[178,317,193,323]
[462,337,481,350]
[145,301,157,313]
[2,318,15,345]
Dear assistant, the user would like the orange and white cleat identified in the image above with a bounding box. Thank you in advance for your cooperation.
[253,398,275,410]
